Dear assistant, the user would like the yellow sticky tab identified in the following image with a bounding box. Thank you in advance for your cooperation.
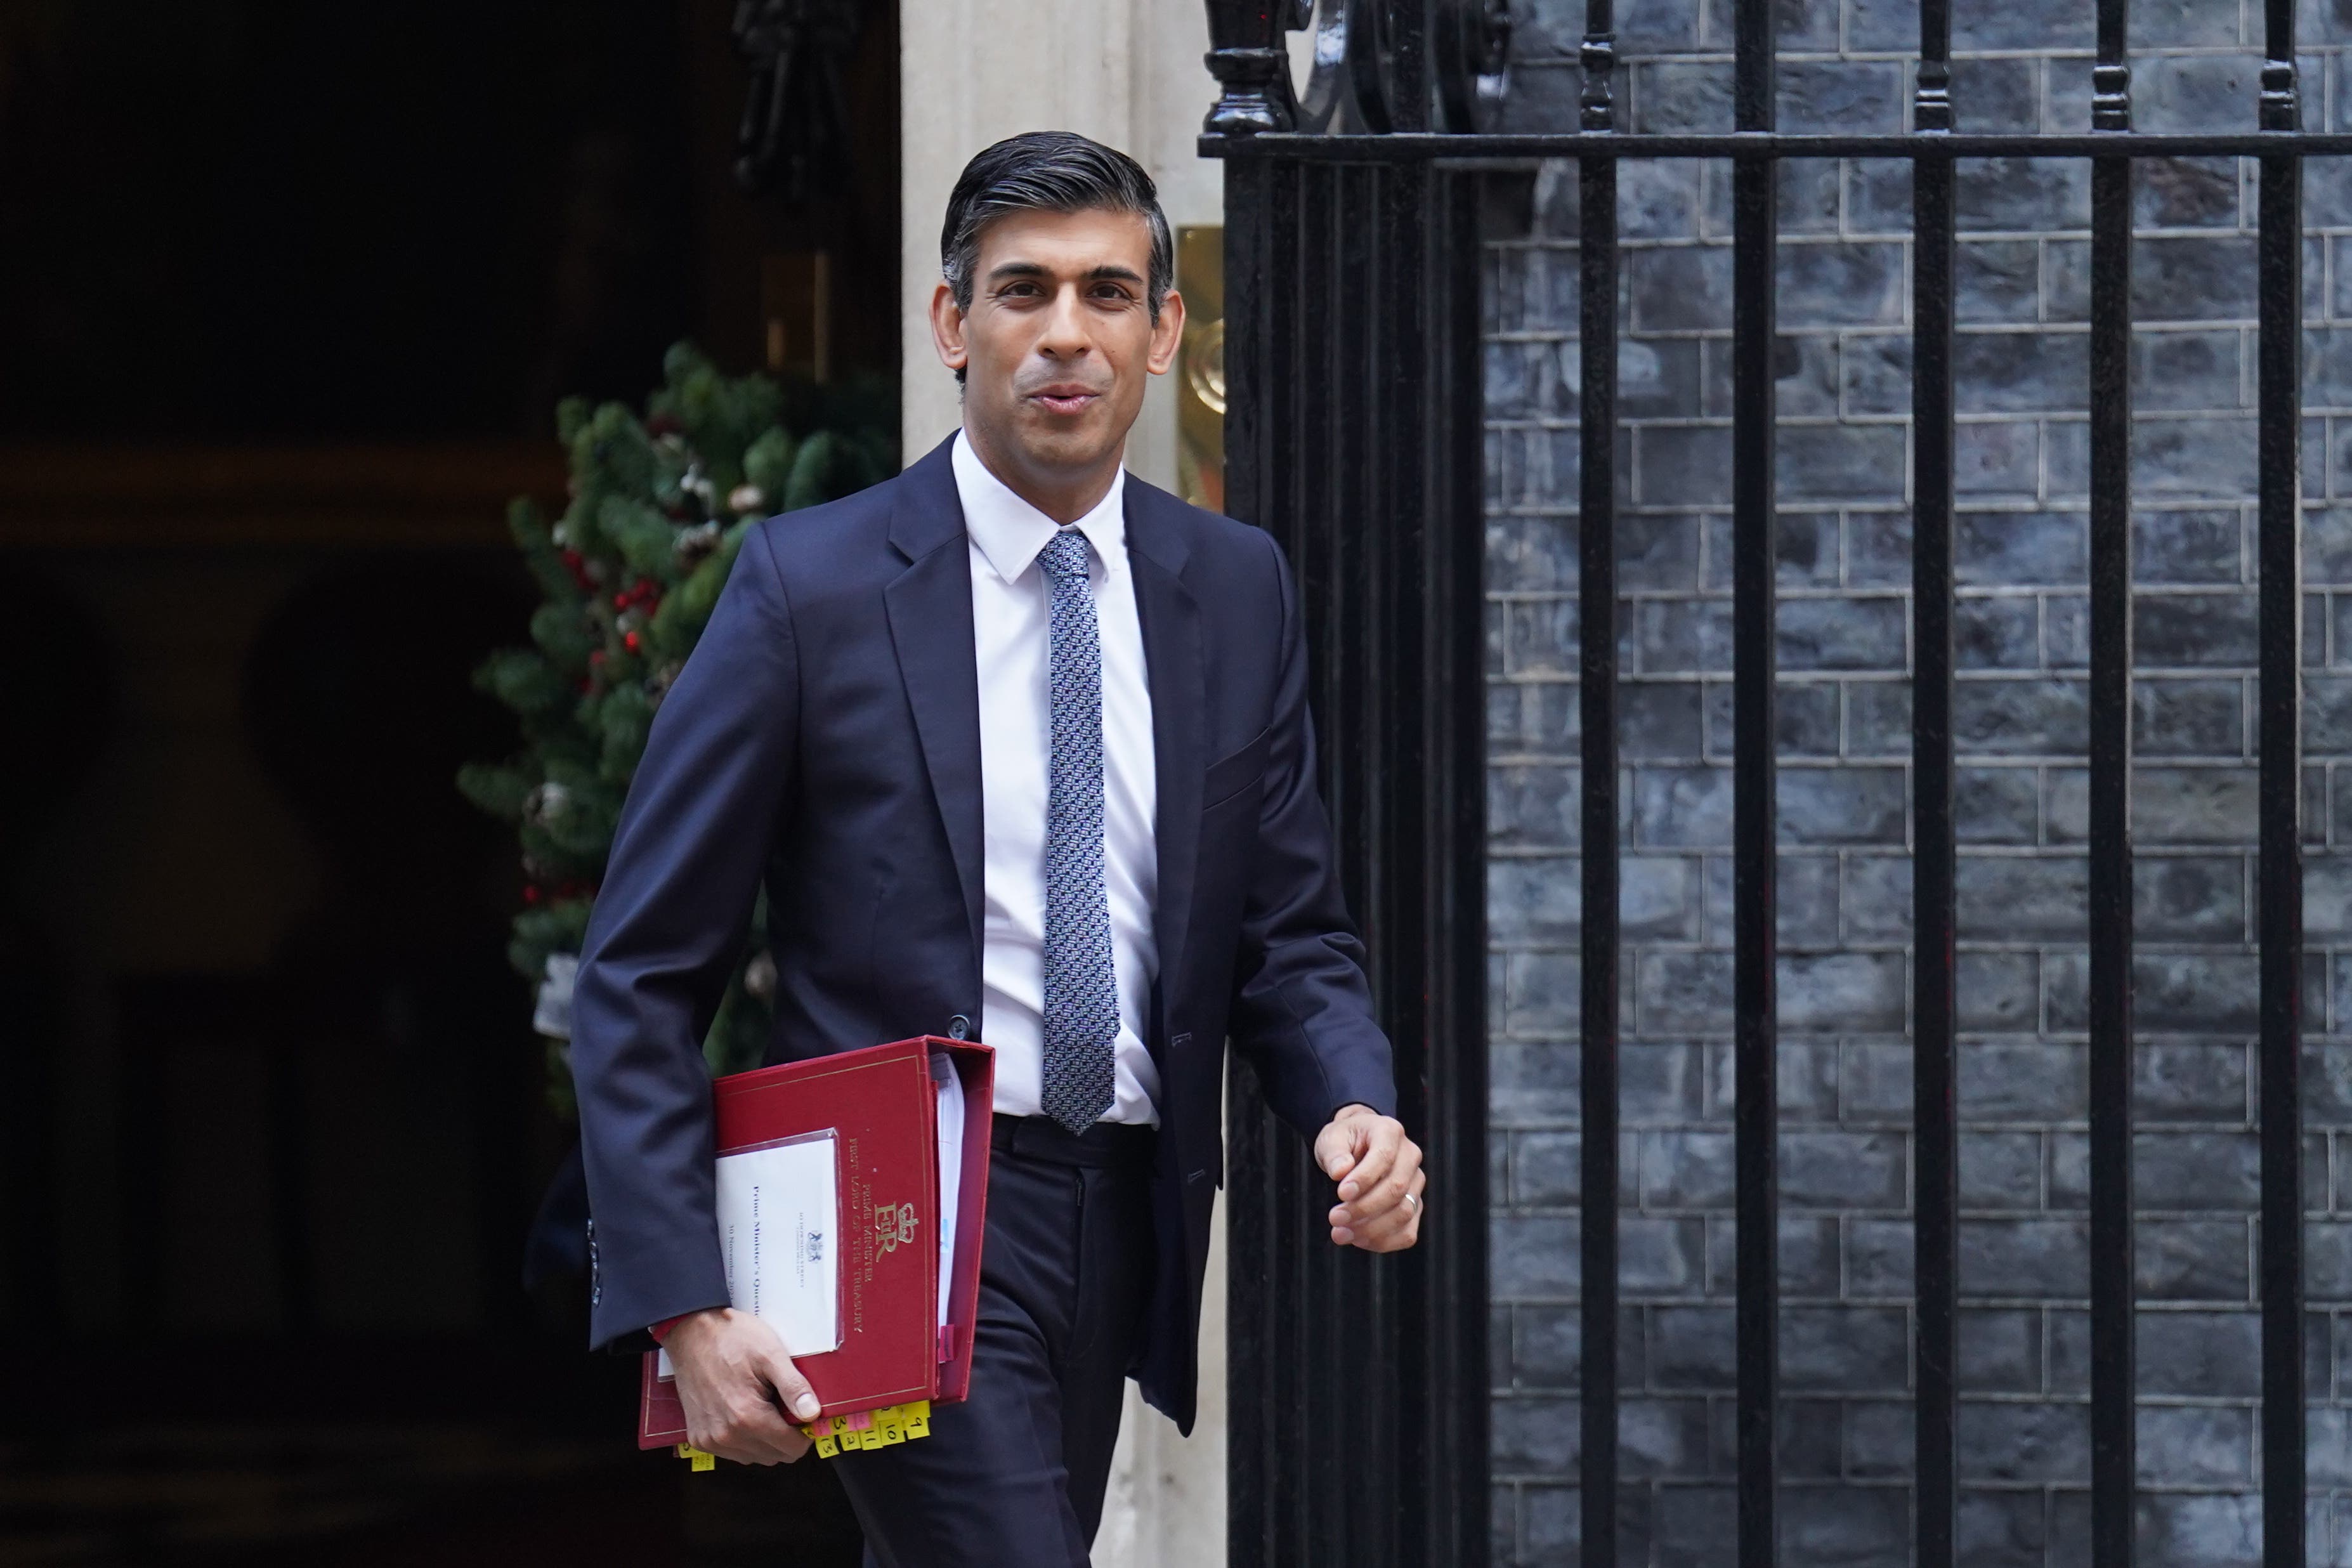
[691,1449,715,1472]
[786,1401,937,1456]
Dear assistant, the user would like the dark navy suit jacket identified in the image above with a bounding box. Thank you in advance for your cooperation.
[568,434,1395,1432]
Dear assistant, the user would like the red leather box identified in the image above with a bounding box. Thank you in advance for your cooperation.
[637,1035,995,1446]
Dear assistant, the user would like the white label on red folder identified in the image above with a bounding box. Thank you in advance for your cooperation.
[657,1129,841,1378]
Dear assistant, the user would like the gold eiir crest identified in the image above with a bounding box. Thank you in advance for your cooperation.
[874,1201,918,1253]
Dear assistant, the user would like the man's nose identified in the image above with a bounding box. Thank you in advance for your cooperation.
[1037,285,1092,356]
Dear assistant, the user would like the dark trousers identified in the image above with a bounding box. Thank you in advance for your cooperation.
[835,1114,1156,1567]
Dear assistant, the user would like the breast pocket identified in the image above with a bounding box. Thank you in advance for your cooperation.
[1201,725,1271,813]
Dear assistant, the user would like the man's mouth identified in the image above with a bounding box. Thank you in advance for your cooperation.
[1026,385,1102,417]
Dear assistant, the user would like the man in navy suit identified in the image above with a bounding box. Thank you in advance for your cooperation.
[569,131,1425,1564]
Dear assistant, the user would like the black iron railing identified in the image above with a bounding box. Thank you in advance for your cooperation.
[1206,0,2316,1563]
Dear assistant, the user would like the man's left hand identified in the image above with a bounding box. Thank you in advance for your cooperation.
[1313,1104,1425,1252]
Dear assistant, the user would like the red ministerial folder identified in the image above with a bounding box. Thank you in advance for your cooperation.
[637,1035,995,1448]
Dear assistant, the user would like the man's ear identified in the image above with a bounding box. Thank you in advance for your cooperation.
[1146,289,1187,376]
[930,280,969,374]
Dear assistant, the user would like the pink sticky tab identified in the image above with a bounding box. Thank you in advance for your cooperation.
[939,1326,955,1363]
[847,1409,874,1432]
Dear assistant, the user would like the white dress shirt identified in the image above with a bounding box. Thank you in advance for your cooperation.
[953,431,1161,1126]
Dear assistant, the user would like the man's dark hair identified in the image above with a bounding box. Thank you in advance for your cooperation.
[940,131,1175,358]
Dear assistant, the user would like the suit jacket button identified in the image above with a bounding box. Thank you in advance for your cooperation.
[947,1014,971,1040]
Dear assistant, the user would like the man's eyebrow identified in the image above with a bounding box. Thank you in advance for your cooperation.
[982,260,1147,287]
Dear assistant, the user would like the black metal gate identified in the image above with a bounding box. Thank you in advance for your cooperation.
[1204,0,2346,1563]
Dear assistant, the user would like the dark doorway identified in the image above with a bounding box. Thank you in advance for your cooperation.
[1,3,892,1561]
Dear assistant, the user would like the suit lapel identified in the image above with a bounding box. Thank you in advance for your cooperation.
[884,438,986,976]
[1126,481,1203,1023]
[884,447,1205,1029]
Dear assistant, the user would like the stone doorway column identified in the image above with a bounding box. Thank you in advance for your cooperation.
[898,4,1225,1563]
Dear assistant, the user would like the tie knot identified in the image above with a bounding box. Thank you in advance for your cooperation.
[1038,526,1092,583]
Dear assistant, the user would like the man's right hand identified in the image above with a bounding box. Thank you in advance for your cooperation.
[666,1307,819,1465]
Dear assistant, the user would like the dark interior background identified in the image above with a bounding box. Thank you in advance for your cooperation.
[0,4,896,1560]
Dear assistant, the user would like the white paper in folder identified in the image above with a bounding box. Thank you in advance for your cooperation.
[931,1054,962,1331]
[656,1129,840,1378]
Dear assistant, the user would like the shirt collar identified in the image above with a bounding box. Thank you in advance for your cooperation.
[952,428,1127,585]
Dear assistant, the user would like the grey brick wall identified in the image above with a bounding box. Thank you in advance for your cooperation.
[1484,1,2352,1562]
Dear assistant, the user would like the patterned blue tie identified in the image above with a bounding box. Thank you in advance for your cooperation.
[1036,526,1118,1134]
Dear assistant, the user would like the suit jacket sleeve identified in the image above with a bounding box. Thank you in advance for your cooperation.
[1225,532,1399,1137]
[568,523,799,1350]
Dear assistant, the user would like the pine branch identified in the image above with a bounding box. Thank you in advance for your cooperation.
[461,341,896,1114]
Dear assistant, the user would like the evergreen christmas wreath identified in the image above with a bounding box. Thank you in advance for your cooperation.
[460,343,894,1111]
